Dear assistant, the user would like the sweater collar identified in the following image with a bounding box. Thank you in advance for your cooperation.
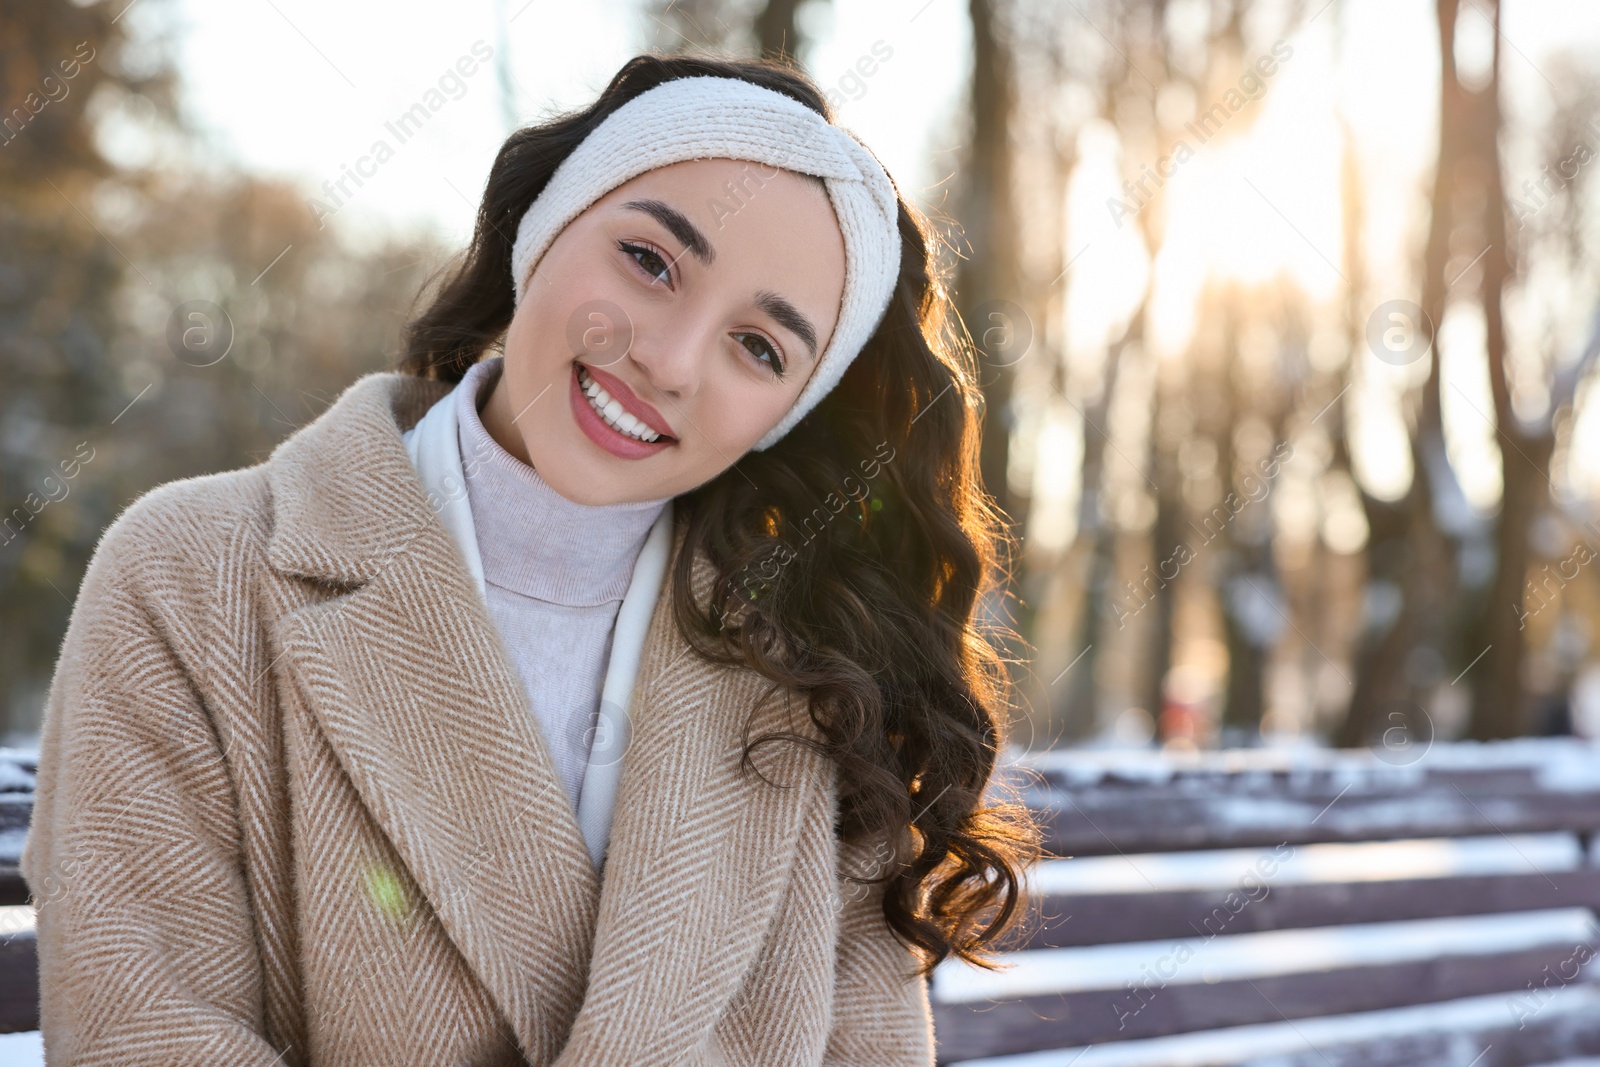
[456,357,669,607]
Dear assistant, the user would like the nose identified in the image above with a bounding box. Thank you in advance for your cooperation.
[626,313,715,405]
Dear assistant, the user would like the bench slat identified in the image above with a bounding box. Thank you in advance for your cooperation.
[938,987,1600,1067]
[933,942,1589,1058]
[0,932,35,1035]
[1034,788,1600,855]
[1021,869,1600,948]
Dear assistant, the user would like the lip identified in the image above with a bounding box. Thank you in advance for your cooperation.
[577,361,675,439]
[569,362,676,460]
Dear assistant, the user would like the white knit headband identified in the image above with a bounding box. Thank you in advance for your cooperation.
[509,75,902,451]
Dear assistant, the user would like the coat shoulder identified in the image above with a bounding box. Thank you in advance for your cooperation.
[91,462,274,585]
[71,461,278,665]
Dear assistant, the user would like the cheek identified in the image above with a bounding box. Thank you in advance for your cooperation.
[513,242,619,372]
[500,294,582,435]
[691,373,809,455]
[503,293,563,383]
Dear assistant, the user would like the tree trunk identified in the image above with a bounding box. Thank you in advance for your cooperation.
[1337,0,1468,745]
[1466,0,1550,738]
[1058,318,1137,742]
[957,0,1022,526]
[1214,301,1278,741]
[754,0,816,63]
[1141,381,1183,730]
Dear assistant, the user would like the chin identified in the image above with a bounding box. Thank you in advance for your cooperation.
[536,445,622,506]
[530,437,660,506]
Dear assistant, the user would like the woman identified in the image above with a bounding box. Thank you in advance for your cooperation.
[23,53,1039,1066]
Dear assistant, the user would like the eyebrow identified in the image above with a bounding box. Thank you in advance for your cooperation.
[620,197,819,360]
[621,199,715,266]
[754,290,818,360]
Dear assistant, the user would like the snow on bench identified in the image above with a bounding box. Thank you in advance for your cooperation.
[1014,738,1600,856]
[933,740,1600,1066]
[0,749,32,1038]
[942,986,1600,1067]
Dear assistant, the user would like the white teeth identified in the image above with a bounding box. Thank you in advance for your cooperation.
[576,367,662,443]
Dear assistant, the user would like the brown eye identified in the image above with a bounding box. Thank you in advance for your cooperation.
[618,240,672,287]
[737,332,785,377]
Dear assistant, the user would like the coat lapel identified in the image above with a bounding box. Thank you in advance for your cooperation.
[266,373,601,1063]
[264,371,832,1065]
[553,545,832,1065]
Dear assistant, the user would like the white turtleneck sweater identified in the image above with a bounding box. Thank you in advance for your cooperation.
[454,357,670,816]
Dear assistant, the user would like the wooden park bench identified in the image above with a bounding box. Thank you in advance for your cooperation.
[6,738,1600,1067]
[0,748,35,1035]
[932,737,1600,1066]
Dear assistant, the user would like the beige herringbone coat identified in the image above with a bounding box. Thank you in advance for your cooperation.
[21,371,936,1066]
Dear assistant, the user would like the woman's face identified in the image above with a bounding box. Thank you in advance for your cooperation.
[481,157,848,505]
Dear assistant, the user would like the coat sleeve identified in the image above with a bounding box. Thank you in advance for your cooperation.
[21,495,289,1065]
[821,831,938,1066]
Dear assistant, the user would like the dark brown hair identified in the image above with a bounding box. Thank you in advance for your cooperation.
[399,52,1041,978]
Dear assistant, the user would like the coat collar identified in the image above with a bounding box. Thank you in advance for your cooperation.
[262,371,830,1065]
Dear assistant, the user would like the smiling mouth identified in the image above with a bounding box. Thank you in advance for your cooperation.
[575,365,673,443]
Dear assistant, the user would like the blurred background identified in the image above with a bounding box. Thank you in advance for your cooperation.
[6,0,1600,758]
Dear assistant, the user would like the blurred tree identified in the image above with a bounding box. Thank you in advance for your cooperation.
[999,0,1600,749]
[1037,0,1309,743]
[1214,285,1301,742]
[1337,0,1600,743]
[1039,0,1176,743]
[642,0,830,63]
[753,0,814,63]
[1462,0,1600,738]
[953,0,1021,532]
[1337,0,1477,746]
[0,0,447,740]
[1325,113,1421,750]
[0,0,181,738]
